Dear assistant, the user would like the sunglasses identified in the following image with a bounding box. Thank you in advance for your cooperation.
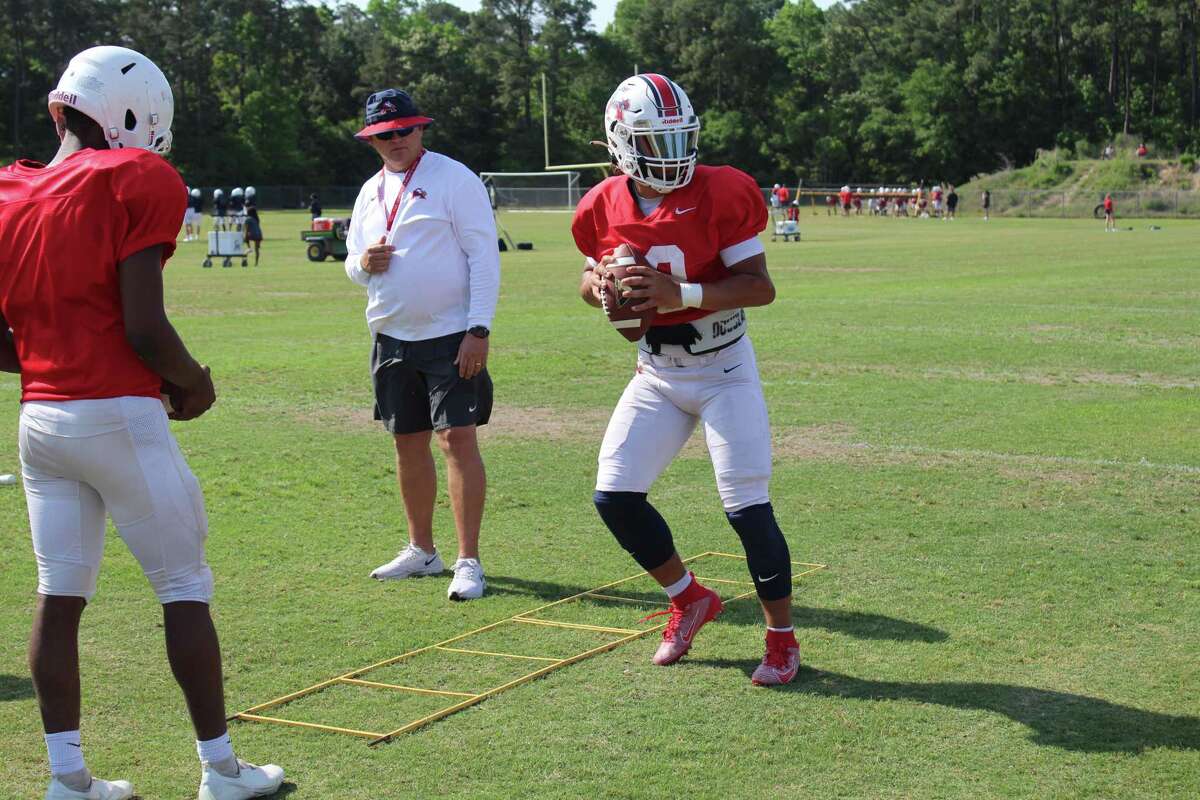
[373,125,422,141]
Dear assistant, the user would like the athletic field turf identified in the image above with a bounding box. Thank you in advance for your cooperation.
[1,210,1197,798]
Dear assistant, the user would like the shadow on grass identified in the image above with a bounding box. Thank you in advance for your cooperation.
[0,674,34,701]
[487,575,947,642]
[704,661,1200,753]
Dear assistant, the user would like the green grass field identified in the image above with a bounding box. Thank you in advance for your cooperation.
[1,209,1197,799]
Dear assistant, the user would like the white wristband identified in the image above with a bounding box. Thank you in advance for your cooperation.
[679,282,703,309]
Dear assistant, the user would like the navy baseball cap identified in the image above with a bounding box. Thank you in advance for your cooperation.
[355,89,434,140]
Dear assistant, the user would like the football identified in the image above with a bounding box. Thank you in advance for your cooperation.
[600,243,657,342]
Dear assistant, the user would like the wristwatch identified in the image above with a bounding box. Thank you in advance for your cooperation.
[468,325,490,339]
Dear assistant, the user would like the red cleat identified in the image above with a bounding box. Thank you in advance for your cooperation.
[642,577,723,666]
[751,631,801,686]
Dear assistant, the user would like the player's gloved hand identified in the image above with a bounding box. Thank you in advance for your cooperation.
[361,235,395,274]
[171,364,216,421]
[621,265,681,313]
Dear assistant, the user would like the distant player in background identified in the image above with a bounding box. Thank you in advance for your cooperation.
[243,186,262,265]
[945,185,958,220]
[308,192,322,220]
[981,189,991,220]
[0,46,283,800]
[825,194,836,215]
[188,187,204,239]
[212,188,228,229]
[573,73,802,686]
[1104,193,1115,231]
[183,186,200,241]
[839,184,851,215]
[229,187,245,222]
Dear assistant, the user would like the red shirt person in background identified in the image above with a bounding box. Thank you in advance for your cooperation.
[1104,193,1116,232]
[1136,142,1148,158]
[0,46,283,800]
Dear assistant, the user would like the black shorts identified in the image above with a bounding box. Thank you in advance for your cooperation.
[371,331,493,434]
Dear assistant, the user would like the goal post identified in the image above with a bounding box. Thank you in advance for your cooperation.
[480,171,583,209]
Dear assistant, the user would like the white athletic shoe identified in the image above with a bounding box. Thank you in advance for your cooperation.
[198,760,284,800]
[370,544,444,580]
[447,558,486,601]
[44,776,133,800]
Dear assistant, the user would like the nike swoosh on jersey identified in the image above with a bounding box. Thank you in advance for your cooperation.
[675,206,697,214]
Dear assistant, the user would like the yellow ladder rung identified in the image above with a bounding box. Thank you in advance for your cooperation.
[338,678,478,699]
[234,713,384,739]
[693,576,756,587]
[512,617,643,635]
[584,592,671,606]
[435,646,562,663]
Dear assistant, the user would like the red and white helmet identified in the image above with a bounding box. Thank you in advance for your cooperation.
[604,74,699,192]
[48,46,173,154]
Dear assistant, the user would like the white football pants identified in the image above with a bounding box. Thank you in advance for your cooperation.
[596,336,772,511]
[19,396,213,603]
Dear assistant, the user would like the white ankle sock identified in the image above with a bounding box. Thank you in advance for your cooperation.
[663,572,693,599]
[45,730,86,778]
[197,732,237,775]
[767,625,794,633]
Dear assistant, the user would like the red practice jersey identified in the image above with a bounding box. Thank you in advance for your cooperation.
[571,165,767,326]
[1104,197,1114,212]
[0,148,186,402]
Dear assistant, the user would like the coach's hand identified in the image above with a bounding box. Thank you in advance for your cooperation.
[622,265,680,313]
[172,364,216,421]
[455,333,489,379]
[360,235,394,274]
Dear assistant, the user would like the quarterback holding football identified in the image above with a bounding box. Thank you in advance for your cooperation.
[573,74,801,685]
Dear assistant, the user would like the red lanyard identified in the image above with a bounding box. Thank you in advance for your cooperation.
[377,149,425,233]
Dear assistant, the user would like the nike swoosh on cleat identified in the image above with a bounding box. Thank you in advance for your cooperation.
[424,557,437,566]
[723,364,742,374]
[675,206,697,215]
[757,573,779,582]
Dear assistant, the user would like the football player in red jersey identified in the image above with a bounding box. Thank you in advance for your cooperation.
[572,74,801,686]
[0,47,282,800]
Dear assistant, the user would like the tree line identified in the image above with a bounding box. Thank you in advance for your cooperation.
[3,0,1198,187]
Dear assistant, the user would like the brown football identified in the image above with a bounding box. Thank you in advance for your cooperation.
[600,243,657,342]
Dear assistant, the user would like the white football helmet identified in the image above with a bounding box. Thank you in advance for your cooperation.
[245,186,256,198]
[214,188,224,199]
[604,73,699,192]
[48,46,173,154]
[232,187,244,197]
[190,188,201,198]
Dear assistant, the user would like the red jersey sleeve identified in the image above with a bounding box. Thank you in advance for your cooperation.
[714,167,767,250]
[111,153,187,265]
[571,186,602,262]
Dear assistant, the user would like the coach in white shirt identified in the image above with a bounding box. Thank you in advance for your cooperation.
[345,88,500,601]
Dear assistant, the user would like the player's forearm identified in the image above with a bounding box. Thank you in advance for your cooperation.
[126,319,207,388]
[693,273,775,311]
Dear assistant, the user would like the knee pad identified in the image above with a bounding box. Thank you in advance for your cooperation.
[593,491,676,572]
[725,502,792,601]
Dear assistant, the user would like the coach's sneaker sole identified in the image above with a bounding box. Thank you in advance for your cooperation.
[44,776,133,800]
[198,760,284,800]
[646,579,723,666]
[448,558,486,601]
[370,544,444,580]
[751,634,801,686]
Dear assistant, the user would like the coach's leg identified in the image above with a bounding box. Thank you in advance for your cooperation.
[435,425,484,559]
[394,430,437,553]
